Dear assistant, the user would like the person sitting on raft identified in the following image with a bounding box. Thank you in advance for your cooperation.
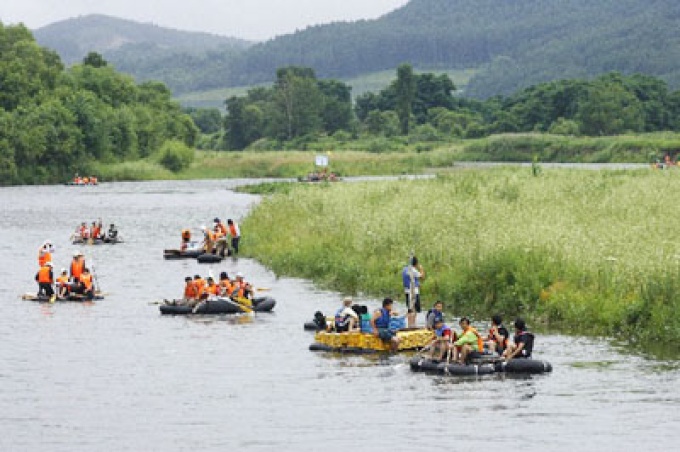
[75,267,95,300]
[454,317,484,364]
[193,274,207,300]
[425,317,456,362]
[35,261,54,299]
[205,277,220,297]
[218,272,233,297]
[502,318,534,363]
[201,226,216,254]
[56,268,71,299]
[213,218,230,257]
[70,251,85,283]
[180,229,192,251]
[105,224,118,242]
[231,272,252,299]
[78,222,91,240]
[90,221,102,240]
[484,314,510,355]
[334,297,359,332]
[370,298,401,352]
[425,300,445,330]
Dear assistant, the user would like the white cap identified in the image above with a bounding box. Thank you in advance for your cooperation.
[73,250,82,257]
[61,268,67,273]
[236,272,244,278]
[46,262,53,267]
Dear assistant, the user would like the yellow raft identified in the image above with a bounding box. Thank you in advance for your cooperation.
[311,328,434,352]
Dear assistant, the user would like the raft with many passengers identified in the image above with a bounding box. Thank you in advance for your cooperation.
[159,296,276,315]
[409,355,553,375]
[72,236,123,245]
[22,291,105,302]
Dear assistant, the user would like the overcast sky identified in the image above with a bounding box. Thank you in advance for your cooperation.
[0,0,410,41]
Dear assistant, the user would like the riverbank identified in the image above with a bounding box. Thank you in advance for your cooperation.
[87,132,680,183]
[241,167,680,350]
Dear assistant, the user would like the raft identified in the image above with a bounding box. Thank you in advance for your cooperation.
[409,356,552,376]
[22,292,105,302]
[196,253,223,264]
[309,329,434,353]
[163,249,203,259]
[159,296,276,315]
[72,237,123,245]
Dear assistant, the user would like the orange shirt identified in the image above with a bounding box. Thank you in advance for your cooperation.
[38,251,52,267]
[70,258,85,281]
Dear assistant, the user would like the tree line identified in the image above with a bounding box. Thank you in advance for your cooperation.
[216,64,680,151]
[0,23,198,185]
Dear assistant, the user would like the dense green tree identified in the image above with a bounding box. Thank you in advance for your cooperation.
[82,51,108,68]
[394,64,417,135]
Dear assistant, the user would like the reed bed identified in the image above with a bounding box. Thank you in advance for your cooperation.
[243,168,680,347]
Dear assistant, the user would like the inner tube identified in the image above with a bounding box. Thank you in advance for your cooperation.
[494,359,553,374]
[160,296,276,315]
[196,253,223,264]
[163,249,202,259]
[409,357,496,375]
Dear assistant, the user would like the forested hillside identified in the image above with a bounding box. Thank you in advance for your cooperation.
[31,1,680,98]
[33,15,252,94]
[0,22,198,185]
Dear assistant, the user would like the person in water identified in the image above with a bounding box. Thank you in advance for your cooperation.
[334,297,359,332]
[370,298,400,352]
[35,262,54,298]
[425,300,444,330]
[454,317,484,364]
[503,318,534,362]
[402,256,425,328]
[484,314,510,355]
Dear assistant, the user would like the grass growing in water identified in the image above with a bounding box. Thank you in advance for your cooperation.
[242,168,680,349]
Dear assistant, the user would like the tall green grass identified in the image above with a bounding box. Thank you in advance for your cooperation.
[242,168,680,349]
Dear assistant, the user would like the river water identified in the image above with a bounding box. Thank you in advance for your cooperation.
[1,179,678,451]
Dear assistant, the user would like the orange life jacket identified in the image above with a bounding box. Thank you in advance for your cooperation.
[70,259,85,281]
[37,266,53,283]
[82,177,89,184]
[80,273,93,290]
[56,274,70,286]
[232,280,248,298]
[471,327,484,352]
[80,226,90,239]
[228,222,239,238]
[181,229,191,241]
[184,282,199,299]
[91,225,101,238]
[216,223,227,236]
[38,251,52,267]
[206,283,219,296]
[194,278,206,297]
[219,279,233,296]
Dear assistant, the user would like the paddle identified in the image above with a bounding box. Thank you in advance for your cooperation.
[233,296,253,313]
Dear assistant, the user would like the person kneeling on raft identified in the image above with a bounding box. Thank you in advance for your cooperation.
[370,298,401,352]
[425,317,456,362]
[453,317,484,364]
[334,297,359,332]
[502,318,534,363]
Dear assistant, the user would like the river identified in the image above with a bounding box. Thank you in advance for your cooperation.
[0,179,678,451]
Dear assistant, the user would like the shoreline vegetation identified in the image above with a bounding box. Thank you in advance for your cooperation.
[240,167,680,357]
[90,132,680,183]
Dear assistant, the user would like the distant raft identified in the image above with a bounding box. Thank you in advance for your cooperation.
[309,329,434,353]
[163,249,203,260]
[409,356,553,375]
[159,296,276,315]
[22,292,105,302]
[72,237,123,245]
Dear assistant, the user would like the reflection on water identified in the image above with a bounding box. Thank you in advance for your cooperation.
[0,179,679,451]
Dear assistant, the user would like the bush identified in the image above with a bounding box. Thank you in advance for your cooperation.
[155,140,195,172]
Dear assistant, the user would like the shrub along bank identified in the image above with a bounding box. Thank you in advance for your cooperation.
[241,168,680,352]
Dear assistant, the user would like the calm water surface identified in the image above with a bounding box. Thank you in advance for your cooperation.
[0,179,678,451]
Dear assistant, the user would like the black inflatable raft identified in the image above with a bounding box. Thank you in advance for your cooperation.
[196,253,223,264]
[163,249,202,260]
[72,237,123,245]
[409,356,552,375]
[159,296,276,315]
[22,292,105,302]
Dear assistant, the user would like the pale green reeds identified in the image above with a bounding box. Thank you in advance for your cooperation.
[243,168,680,347]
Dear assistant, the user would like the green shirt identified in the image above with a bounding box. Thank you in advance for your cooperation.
[454,329,479,350]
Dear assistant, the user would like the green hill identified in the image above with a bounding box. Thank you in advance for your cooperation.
[33,1,680,98]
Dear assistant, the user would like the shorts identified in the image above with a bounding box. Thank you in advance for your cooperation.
[377,329,395,341]
[405,293,421,313]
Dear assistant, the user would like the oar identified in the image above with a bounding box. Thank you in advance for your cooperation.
[233,296,253,313]
[256,287,271,292]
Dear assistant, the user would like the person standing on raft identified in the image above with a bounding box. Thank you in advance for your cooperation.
[227,219,240,255]
[35,261,55,299]
[402,255,425,328]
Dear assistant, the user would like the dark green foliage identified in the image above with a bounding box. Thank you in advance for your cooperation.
[184,107,223,134]
[0,22,198,185]
[155,140,195,172]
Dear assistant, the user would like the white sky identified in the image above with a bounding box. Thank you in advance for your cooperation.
[0,0,410,41]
